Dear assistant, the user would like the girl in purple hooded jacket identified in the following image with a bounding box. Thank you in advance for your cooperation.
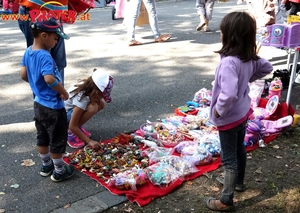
[205,12,273,212]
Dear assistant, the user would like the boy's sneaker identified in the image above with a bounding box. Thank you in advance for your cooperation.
[67,133,85,149]
[40,163,54,177]
[50,165,75,182]
[80,126,91,137]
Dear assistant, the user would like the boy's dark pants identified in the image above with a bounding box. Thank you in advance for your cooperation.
[34,102,68,154]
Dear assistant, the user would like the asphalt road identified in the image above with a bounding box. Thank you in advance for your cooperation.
[1,0,299,212]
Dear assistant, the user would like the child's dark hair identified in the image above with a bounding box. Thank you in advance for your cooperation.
[71,69,101,101]
[215,11,259,62]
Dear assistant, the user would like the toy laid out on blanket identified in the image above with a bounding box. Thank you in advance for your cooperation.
[166,115,205,130]
[141,139,159,148]
[244,115,293,147]
[261,115,293,133]
[244,119,266,147]
[138,120,185,147]
[166,112,213,131]
[145,162,182,188]
[107,167,148,191]
[250,95,279,120]
[107,153,199,191]
[142,147,173,164]
[194,134,221,156]
[157,130,185,147]
[133,131,163,146]
[173,141,213,166]
[66,137,150,180]
[192,88,212,107]
[174,87,212,117]
[158,155,199,176]
[175,104,199,116]
[139,121,166,139]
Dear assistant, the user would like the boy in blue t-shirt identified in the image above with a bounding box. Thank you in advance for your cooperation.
[20,17,75,182]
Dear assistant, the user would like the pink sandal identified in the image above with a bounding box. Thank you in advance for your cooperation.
[129,40,143,46]
[155,34,171,42]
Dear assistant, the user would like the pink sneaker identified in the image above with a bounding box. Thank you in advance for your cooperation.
[67,133,85,149]
[80,126,91,137]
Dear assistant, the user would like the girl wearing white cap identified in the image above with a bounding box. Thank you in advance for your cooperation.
[64,69,114,149]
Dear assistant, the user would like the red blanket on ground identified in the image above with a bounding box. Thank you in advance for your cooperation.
[63,134,277,206]
[64,99,294,207]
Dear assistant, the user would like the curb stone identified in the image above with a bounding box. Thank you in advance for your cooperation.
[50,191,127,213]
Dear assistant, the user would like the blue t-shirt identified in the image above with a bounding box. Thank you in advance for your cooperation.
[21,47,64,109]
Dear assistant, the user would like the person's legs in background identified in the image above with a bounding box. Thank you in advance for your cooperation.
[196,0,206,31]
[50,36,66,85]
[127,0,143,45]
[18,6,34,47]
[203,0,215,32]
[143,0,160,38]
[143,0,171,42]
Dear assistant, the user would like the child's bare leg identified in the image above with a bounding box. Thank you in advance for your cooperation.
[78,99,105,127]
[77,105,99,126]
[196,14,206,31]
[38,145,49,155]
[204,19,210,32]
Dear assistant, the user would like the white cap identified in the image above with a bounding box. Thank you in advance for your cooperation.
[92,70,114,103]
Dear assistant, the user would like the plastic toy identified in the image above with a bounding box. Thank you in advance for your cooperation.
[267,77,283,99]
[174,106,199,116]
[140,121,165,139]
[261,115,293,133]
[249,80,265,107]
[146,162,181,187]
[292,114,300,127]
[141,139,159,148]
[244,119,266,147]
[192,88,212,107]
[260,23,300,48]
[186,101,199,108]
[251,95,279,120]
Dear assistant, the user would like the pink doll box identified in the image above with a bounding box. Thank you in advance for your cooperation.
[261,115,293,133]
[252,95,279,120]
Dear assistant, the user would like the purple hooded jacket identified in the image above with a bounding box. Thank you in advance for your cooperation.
[209,55,273,127]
